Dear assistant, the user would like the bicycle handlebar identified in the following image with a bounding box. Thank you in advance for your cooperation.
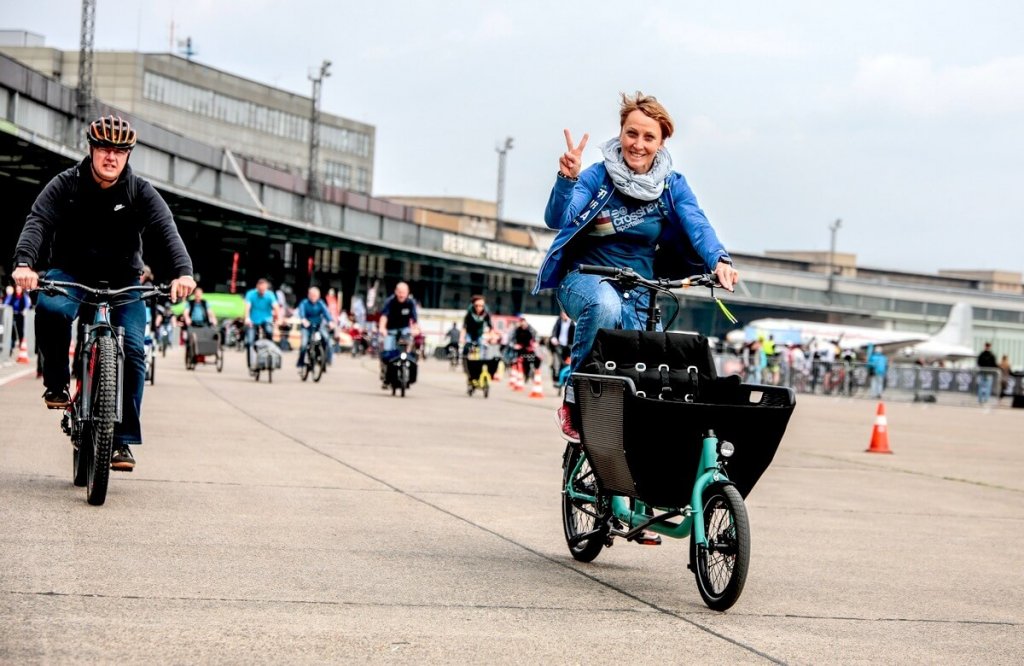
[36,279,171,302]
[577,264,722,292]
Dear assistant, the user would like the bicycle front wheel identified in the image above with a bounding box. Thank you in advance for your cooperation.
[86,337,118,506]
[312,346,325,382]
[561,444,609,562]
[691,483,750,611]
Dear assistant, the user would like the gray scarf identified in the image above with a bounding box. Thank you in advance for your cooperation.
[601,137,672,201]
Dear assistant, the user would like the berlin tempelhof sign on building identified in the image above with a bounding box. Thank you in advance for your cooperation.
[441,233,543,269]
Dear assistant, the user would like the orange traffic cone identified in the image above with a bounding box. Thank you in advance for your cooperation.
[866,402,893,454]
[528,369,545,399]
[16,338,30,364]
[492,360,504,381]
[513,364,525,392]
[507,362,517,388]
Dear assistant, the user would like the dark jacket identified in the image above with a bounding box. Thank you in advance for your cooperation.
[977,350,998,368]
[14,158,193,286]
[550,317,576,348]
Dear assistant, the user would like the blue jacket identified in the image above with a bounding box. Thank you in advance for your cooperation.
[297,299,332,328]
[533,163,731,294]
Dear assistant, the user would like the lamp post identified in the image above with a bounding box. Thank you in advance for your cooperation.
[495,137,514,221]
[305,59,331,223]
[827,218,842,304]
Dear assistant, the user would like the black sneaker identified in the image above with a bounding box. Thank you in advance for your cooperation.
[111,446,135,472]
[43,388,71,410]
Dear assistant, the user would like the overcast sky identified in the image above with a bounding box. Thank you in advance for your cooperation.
[6,1,1024,275]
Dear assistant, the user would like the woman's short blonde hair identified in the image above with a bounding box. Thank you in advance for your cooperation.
[619,91,674,140]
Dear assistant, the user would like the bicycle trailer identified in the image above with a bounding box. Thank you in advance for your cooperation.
[573,329,795,508]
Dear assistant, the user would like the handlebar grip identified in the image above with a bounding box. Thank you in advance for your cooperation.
[577,264,619,277]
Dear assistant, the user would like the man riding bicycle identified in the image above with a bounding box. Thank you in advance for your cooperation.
[182,286,218,330]
[295,286,334,370]
[377,282,419,383]
[11,115,195,471]
[244,278,280,365]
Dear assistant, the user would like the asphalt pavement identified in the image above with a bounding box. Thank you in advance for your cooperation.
[1,345,1022,664]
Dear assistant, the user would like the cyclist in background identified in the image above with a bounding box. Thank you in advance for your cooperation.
[460,294,493,356]
[11,115,195,471]
[295,286,334,370]
[244,278,280,365]
[378,282,419,352]
[183,286,218,330]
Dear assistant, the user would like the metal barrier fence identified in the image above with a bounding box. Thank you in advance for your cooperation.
[714,354,1011,400]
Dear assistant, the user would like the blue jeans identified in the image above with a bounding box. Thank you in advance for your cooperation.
[383,327,412,353]
[978,373,994,404]
[556,269,652,403]
[36,268,147,446]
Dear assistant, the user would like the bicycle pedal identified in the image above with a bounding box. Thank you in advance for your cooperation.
[634,534,662,546]
[110,464,134,473]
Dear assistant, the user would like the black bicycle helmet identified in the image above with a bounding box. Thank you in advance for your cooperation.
[86,115,138,149]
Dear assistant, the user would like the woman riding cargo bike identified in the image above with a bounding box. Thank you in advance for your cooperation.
[535,92,794,610]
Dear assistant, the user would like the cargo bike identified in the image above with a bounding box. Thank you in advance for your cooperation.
[463,343,501,397]
[562,265,795,611]
[184,325,223,372]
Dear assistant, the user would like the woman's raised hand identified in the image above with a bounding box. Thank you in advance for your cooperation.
[559,129,589,180]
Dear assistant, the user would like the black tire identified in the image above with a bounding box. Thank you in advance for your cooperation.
[215,350,224,373]
[267,367,273,383]
[691,483,750,611]
[149,356,156,385]
[312,345,325,382]
[185,337,196,370]
[86,337,117,506]
[254,369,260,382]
[391,386,397,396]
[300,360,311,382]
[561,444,609,562]
[483,386,489,398]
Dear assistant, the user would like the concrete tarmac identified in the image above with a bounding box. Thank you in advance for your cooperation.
[1,347,1022,664]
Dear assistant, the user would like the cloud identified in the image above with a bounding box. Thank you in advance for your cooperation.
[837,54,1024,116]
[651,18,804,58]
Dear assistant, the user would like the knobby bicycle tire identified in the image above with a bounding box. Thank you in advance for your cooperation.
[87,336,118,506]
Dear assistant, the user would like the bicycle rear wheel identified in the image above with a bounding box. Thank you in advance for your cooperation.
[86,337,118,506]
[561,444,609,562]
[691,483,750,611]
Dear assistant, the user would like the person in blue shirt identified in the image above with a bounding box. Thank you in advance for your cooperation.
[295,286,334,369]
[244,278,280,366]
[3,285,32,354]
[868,346,889,399]
[182,286,218,329]
[536,92,740,444]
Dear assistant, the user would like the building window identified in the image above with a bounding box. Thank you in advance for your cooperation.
[324,161,352,189]
[143,70,315,143]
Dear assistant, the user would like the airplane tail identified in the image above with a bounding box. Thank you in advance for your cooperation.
[932,303,973,347]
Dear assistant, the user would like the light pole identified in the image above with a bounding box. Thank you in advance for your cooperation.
[827,218,842,304]
[495,137,514,222]
[305,59,331,222]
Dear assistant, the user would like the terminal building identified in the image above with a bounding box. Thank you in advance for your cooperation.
[1,33,1023,365]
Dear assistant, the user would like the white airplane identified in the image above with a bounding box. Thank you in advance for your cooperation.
[728,303,977,361]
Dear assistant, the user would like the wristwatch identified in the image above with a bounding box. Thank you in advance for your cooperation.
[15,262,30,269]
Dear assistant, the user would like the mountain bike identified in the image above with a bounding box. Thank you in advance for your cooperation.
[300,326,329,382]
[39,279,168,506]
[562,265,795,611]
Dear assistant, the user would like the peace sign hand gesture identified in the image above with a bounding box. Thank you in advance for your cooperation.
[559,129,589,180]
